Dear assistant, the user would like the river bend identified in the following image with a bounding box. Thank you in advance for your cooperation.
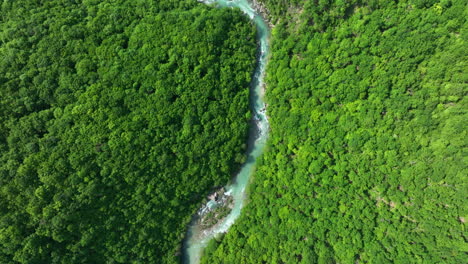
[183,1,270,263]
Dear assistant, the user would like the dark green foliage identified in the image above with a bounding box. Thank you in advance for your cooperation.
[203,0,467,263]
[0,0,257,263]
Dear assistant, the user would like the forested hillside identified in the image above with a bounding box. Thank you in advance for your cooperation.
[203,0,467,263]
[0,0,257,263]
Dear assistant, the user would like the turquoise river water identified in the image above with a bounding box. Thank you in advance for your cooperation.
[182,0,270,263]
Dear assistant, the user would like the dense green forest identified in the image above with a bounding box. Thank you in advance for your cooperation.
[2,0,466,263]
[203,0,467,263]
[0,0,257,263]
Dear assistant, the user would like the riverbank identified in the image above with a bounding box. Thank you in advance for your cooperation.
[250,0,274,27]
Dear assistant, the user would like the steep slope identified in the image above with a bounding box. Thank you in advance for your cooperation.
[202,0,467,263]
[0,1,256,263]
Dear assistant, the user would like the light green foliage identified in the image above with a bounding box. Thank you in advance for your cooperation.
[0,0,257,263]
[203,0,467,263]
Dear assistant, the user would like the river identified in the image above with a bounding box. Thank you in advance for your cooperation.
[182,0,270,263]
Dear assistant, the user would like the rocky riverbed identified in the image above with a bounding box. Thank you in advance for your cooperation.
[196,188,234,230]
[250,0,273,27]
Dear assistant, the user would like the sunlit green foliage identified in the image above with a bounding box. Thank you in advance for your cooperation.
[203,0,467,263]
[0,0,257,263]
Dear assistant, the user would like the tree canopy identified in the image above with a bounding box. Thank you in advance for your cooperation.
[0,0,257,263]
[202,0,467,263]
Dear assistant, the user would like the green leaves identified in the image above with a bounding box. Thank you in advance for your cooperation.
[202,0,467,263]
[0,1,257,263]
